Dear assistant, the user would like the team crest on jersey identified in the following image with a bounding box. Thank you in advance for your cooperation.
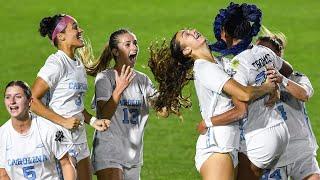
[230,59,240,69]
[255,71,266,85]
[55,130,65,142]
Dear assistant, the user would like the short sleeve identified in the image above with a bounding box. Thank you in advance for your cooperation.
[95,72,113,102]
[37,58,63,88]
[296,74,314,98]
[145,76,157,98]
[230,58,250,86]
[195,61,231,93]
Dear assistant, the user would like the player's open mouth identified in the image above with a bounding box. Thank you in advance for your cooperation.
[9,106,19,112]
[77,34,83,42]
[129,53,137,62]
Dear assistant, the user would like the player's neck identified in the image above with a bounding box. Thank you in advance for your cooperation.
[11,115,32,134]
[59,45,76,60]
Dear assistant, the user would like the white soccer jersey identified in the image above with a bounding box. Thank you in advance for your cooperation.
[0,115,72,180]
[37,50,88,144]
[275,72,318,166]
[193,59,239,150]
[92,69,157,167]
[229,45,284,133]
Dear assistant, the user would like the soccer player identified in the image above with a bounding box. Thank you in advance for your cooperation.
[257,28,320,180]
[209,3,293,179]
[0,80,75,180]
[81,29,166,180]
[30,14,110,180]
[148,28,277,180]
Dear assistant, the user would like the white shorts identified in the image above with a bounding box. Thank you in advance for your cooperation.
[195,125,240,171]
[240,122,289,169]
[94,161,141,180]
[68,143,90,163]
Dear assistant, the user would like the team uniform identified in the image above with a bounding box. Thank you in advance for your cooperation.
[261,72,319,180]
[91,69,157,179]
[37,50,89,162]
[0,115,72,180]
[193,59,239,172]
[226,45,289,169]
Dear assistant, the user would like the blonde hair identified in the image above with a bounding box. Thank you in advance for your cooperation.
[257,26,287,56]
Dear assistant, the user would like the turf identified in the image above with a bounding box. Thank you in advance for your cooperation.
[1,0,319,179]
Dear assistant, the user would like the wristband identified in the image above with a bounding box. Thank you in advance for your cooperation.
[90,116,97,126]
[282,76,289,87]
[204,117,213,128]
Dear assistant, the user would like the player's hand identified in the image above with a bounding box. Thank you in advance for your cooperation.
[114,65,136,94]
[266,67,283,84]
[63,117,81,130]
[197,120,208,135]
[92,119,111,131]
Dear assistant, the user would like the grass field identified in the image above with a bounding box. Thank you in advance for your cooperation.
[1,0,319,179]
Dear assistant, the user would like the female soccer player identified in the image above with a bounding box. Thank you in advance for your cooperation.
[82,29,165,180]
[148,28,277,180]
[257,28,320,180]
[31,14,109,180]
[209,3,293,179]
[0,80,75,180]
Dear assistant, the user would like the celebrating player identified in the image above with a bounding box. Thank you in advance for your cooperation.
[0,80,75,180]
[209,3,293,179]
[148,28,277,180]
[31,14,110,180]
[257,27,320,180]
[81,28,167,180]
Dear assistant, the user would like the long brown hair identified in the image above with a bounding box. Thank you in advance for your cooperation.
[148,33,193,116]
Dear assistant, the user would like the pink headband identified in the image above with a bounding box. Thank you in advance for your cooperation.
[51,15,75,44]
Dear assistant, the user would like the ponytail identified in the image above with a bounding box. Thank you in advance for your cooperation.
[77,39,113,76]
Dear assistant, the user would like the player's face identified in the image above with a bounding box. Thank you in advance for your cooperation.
[61,20,84,48]
[4,86,31,120]
[176,29,206,50]
[115,33,139,68]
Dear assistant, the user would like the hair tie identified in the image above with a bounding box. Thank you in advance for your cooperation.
[209,2,262,56]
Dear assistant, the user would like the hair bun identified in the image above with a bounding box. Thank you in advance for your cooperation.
[39,16,54,37]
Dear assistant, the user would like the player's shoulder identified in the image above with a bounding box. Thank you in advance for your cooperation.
[194,59,224,76]
[133,70,150,80]
[290,71,309,82]
[33,115,61,135]
[97,68,114,77]
[0,119,12,136]
[293,71,305,77]
[43,50,65,68]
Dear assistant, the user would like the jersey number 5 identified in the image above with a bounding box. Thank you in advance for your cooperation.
[23,166,36,180]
